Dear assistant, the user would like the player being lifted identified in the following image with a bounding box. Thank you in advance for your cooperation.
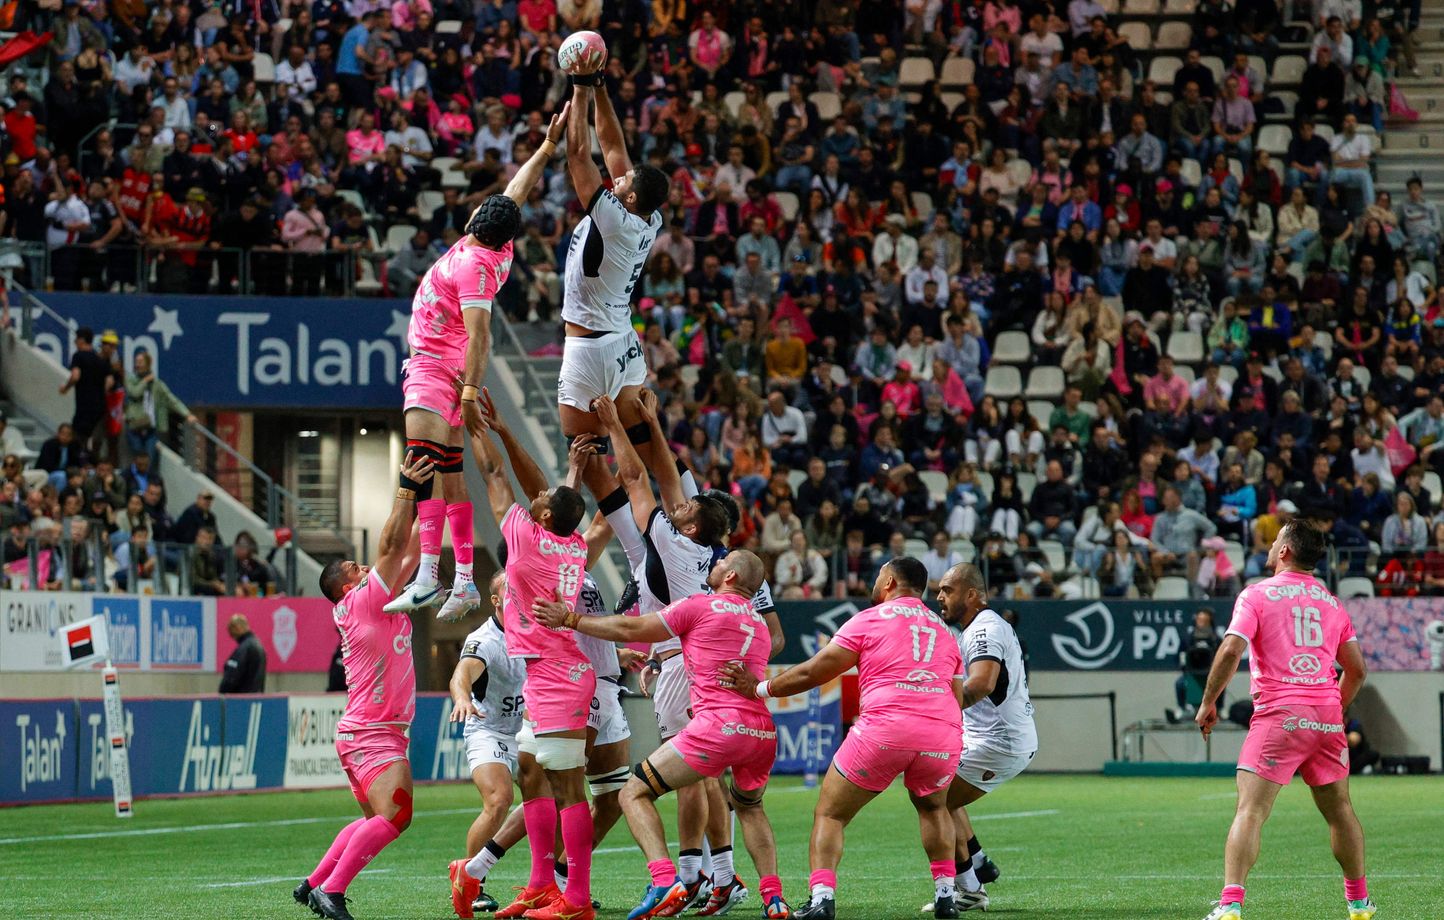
[386,103,571,622]
[557,47,671,493]
[1195,521,1375,920]
[465,386,597,920]
[295,452,435,920]
[533,551,793,920]
[446,570,528,918]
[933,563,1038,913]
[723,558,969,920]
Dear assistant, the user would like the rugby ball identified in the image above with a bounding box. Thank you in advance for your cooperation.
[558,30,607,75]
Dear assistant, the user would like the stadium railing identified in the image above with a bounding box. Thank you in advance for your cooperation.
[31,245,382,299]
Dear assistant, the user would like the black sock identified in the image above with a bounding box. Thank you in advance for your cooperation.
[966,836,981,858]
[485,840,507,858]
[555,858,568,878]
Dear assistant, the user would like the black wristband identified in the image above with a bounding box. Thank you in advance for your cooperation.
[570,72,604,88]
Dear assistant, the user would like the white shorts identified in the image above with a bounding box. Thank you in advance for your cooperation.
[557,330,647,411]
[464,719,520,777]
[588,677,631,746]
[653,654,692,740]
[955,740,1034,793]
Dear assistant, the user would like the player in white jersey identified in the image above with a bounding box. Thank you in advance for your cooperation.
[446,571,528,918]
[934,564,1039,913]
[559,53,671,498]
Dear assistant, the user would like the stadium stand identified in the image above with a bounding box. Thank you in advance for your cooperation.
[0,0,1442,604]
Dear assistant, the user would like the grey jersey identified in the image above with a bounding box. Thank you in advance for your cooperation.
[459,618,527,736]
[957,609,1038,754]
[575,573,621,679]
[562,186,662,333]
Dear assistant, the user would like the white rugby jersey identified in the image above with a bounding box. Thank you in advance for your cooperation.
[956,608,1038,754]
[459,618,527,735]
[640,507,715,655]
[562,185,662,333]
[575,573,621,680]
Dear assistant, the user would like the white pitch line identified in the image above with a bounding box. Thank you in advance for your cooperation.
[970,809,1060,820]
[201,868,395,889]
[0,808,478,846]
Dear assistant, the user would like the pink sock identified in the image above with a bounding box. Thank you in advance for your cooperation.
[810,869,838,891]
[648,858,675,887]
[1220,884,1246,906]
[522,798,558,889]
[418,498,445,557]
[1345,877,1368,901]
[446,502,474,571]
[322,815,400,893]
[307,818,366,888]
[559,802,593,907]
[930,860,954,881]
[759,875,783,901]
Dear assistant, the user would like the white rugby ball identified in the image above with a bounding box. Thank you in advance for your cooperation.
[557,30,607,75]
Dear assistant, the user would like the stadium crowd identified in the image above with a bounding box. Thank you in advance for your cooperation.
[1,0,1444,599]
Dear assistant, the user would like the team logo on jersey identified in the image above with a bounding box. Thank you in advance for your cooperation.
[905,669,939,683]
[568,662,594,683]
[1288,653,1322,676]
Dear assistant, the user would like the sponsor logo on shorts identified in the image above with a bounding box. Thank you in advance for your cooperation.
[719,722,777,740]
[905,669,939,683]
[1281,717,1344,734]
[920,750,953,760]
[616,340,643,373]
[336,732,354,741]
[982,770,997,782]
[568,662,594,683]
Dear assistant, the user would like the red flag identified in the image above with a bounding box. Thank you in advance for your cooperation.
[0,31,51,68]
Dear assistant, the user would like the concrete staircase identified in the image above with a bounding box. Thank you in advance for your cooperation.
[1377,13,1444,190]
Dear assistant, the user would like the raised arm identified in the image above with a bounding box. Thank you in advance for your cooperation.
[593,82,632,179]
[504,102,570,203]
[582,505,613,569]
[464,411,517,525]
[595,395,656,531]
[567,84,605,206]
[474,387,550,500]
[372,452,435,591]
[460,308,492,439]
[637,388,686,514]
[720,640,859,700]
[1195,634,1246,737]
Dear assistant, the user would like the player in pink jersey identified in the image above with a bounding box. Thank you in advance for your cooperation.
[533,550,793,920]
[293,451,435,920]
[387,103,571,623]
[1195,521,1375,920]
[463,386,598,920]
[723,557,968,920]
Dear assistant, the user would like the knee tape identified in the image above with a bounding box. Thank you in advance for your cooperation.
[405,438,447,500]
[587,765,632,797]
[632,757,673,797]
[534,735,587,771]
[389,787,413,830]
[437,444,464,475]
[727,780,764,809]
[624,422,652,446]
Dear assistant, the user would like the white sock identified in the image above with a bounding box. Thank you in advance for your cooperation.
[465,841,505,881]
[960,865,981,893]
[679,850,703,883]
[454,561,473,585]
[555,861,568,893]
[417,553,440,588]
[971,850,987,870]
[701,836,713,878]
[603,503,646,570]
[811,883,835,901]
[935,876,956,899]
[679,467,698,498]
[710,845,735,887]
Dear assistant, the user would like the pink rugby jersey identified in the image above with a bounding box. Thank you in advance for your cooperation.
[1225,570,1357,708]
[657,592,771,720]
[831,597,966,747]
[500,503,589,662]
[407,237,513,365]
[333,570,416,732]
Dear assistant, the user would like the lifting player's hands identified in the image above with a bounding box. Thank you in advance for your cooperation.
[591,394,621,431]
[449,697,481,722]
[531,588,572,629]
[546,101,571,146]
[616,647,647,672]
[718,660,760,699]
[637,387,660,425]
[1195,700,1219,738]
[568,432,600,471]
[400,450,437,484]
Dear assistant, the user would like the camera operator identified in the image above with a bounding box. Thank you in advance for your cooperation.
[1168,608,1221,722]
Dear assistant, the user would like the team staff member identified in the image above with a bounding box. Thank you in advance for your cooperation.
[218,614,267,694]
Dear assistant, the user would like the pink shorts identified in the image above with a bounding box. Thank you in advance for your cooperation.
[402,354,463,428]
[831,728,960,797]
[1239,702,1349,787]
[670,708,777,792]
[335,725,410,803]
[523,656,596,734]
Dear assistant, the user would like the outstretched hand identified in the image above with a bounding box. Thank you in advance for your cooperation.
[400,450,436,484]
[591,394,620,430]
[546,101,571,146]
[569,432,599,469]
[718,661,760,699]
[637,387,659,424]
[531,589,572,629]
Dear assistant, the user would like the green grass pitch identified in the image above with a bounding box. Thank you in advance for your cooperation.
[2,774,1439,919]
